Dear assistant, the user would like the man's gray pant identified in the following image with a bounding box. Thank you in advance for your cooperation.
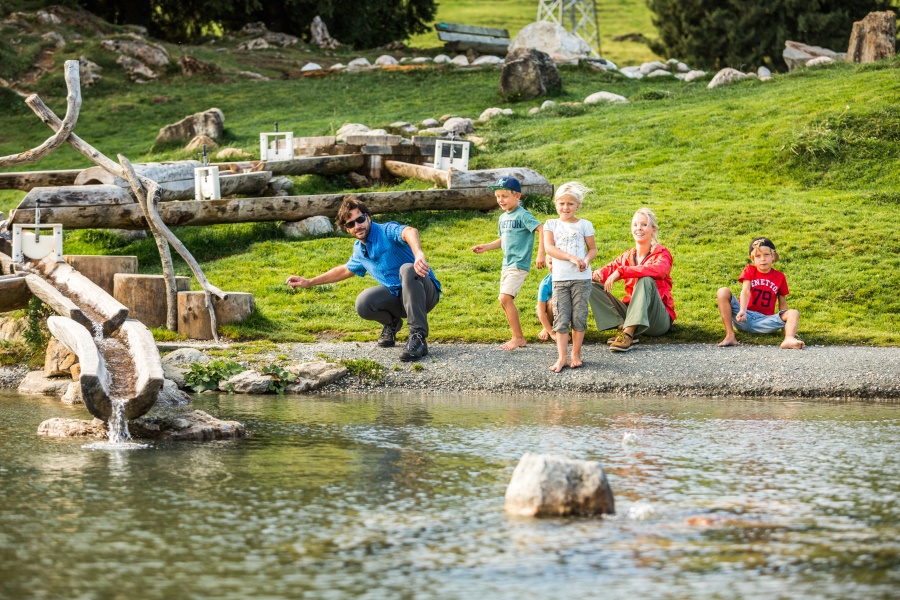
[355,264,440,336]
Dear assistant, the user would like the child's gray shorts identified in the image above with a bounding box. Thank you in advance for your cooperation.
[552,279,592,333]
[730,296,786,334]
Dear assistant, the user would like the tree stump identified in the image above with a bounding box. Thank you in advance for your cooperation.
[847,11,897,63]
[64,255,138,295]
[177,291,254,339]
[114,274,190,328]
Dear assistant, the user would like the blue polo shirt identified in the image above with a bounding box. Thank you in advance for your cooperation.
[346,221,441,297]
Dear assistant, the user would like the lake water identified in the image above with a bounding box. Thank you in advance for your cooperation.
[1,392,898,599]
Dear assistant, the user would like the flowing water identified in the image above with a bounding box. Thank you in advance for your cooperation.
[1,392,898,599]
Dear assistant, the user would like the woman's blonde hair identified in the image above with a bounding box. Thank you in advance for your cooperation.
[633,207,659,244]
[554,181,592,205]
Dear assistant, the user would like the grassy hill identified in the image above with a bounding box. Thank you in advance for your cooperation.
[0,10,898,347]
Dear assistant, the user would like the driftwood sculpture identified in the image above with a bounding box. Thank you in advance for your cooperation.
[0,59,224,339]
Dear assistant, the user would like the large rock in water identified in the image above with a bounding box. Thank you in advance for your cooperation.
[155,108,225,144]
[508,21,592,63]
[37,410,246,441]
[500,48,562,101]
[505,452,615,517]
[847,11,897,63]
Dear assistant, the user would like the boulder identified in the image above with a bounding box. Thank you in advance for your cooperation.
[410,57,432,64]
[37,417,106,438]
[508,21,592,63]
[0,316,26,342]
[443,117,474,135]
[640,60,668,74]
[505,452,615,517]
[161,348,211,388]
[619,66,643,79]
[236,71,269,81]
[279,216,334,238]
[707,68,749,89]
[472,55,503,66]
[130,410,246,441]
[479,107,503,121]
[78,56,102,87]
[758,66,772,80]
[265,176,294,197]
[500,48,562,101]
[18,370,72,396]
[61,381,82,405]
[684,69,707,83]
[101,38,170,67]
[301,62,322,72]
[433,54,452,64]
[178,55,220,76]
[221,369,272,394]
[185,135,217,152]
[647,69,672,78]
[216,147,252,160]
[375,55,399,66]
[237,38,271,51]
[783,40,846,71]
[155,108,225,144]
[44,337,78,378]
[116,55,157,82]
[528,107,540,115]
[156,378,192,406]
[348,57,372,68]
[540,100,557,110]
[450,55,470,66]
[336,123,370,141]
[584,91,628,104]
[847,11,896,63]
[806,56,835,67]
[237,22,267,37]
[311,15,341,50]
[329,63,346,71]
[285,361,348,389]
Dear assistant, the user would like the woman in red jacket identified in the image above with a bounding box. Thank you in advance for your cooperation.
[590,207,675,352]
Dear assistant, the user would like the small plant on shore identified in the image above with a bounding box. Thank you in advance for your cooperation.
[261,364,301,395]
[340,358,384,381]
[22,298,52,362]
[411,363,424,371]
[184,360,245,393]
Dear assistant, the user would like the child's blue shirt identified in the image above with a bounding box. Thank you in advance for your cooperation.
[498,206,542,271]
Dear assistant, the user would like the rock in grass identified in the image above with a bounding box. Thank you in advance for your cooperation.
[806,56,835,67]
[584,91,628,104]
[707,68,749,89]
[156,108,224,144]
[280,216,333,238]
[684,69,707,83]
[505,452,615,517]
[499,48,562,101]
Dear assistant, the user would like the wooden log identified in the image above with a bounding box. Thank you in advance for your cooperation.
[63,255,138,295]
[263,154,365,176]
[345,134,402,146]
[74,161,202,186]
[0,169,84,191]
[30,256,129,337]
[25,274,94,332]
[10,186,554,229]
[117,318,164,420]
[114,274,190,328]
[178,291,255,340]
[17,185,134,209]
[0,274,32,312]
[46,315,110,420]
[383,162,552,191]
[384,160,450,187]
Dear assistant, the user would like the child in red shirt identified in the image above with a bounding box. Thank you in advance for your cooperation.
[716,237,804,349]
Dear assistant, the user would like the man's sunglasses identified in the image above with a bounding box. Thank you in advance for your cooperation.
[344,214,368,229]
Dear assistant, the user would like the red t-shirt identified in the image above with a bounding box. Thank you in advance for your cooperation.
[739,265,789,316]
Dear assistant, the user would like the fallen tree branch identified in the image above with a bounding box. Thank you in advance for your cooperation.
[0,61,81,168]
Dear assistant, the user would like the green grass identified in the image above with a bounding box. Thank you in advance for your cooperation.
[1,24,898,347]
[408,0,661,65]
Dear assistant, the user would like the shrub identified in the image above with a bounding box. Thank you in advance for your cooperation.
[183,359,245,393]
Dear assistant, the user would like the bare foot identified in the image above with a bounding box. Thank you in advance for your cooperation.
[781,337,806,349]
[570,356,583,368]
[717,337,739,347]
[538,329,550,341]
[549,359,567,373]
[501,337,527,351]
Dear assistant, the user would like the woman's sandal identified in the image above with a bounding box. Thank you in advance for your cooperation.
[609,331,635,352]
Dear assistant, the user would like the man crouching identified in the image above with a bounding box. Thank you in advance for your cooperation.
[285,196,441,361]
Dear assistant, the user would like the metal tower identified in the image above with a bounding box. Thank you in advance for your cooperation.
[536,0,601,57]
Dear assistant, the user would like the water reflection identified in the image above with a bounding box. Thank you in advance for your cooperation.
[0,392,898,598]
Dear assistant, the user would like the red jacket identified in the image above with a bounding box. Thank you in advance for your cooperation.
[597,244,676,322]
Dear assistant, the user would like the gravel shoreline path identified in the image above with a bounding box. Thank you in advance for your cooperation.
[277,341,900,401]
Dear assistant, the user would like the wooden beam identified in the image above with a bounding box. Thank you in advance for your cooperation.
[263,154,365,176]
[0,169,84,191]
[383,162,552,192]
[0,274,32,312]
[384,160,450,187]
[9,185,553,230]
[18,184,135,209]
[74,161,202,186]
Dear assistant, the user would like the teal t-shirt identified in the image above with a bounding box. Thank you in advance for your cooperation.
[498,205,542,271]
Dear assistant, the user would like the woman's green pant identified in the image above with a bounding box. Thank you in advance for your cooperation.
[589,277,671,336]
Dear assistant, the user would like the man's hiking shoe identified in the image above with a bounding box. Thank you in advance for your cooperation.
[400,331,428,361]
[609,331,635,352]
[378,319,402,348]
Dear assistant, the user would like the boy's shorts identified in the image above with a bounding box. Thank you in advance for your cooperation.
[729,296,786,334]
[499,267,529,298]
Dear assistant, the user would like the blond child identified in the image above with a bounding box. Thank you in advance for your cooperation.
[716,237,804,349]
[543,182,597,372]
[472,176,546,351]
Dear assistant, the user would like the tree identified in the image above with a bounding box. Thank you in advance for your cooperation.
[646,0,898,71]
